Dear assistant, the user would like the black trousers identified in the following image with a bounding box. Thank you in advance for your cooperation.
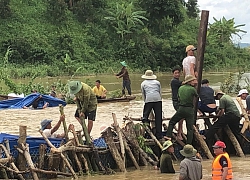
[205,113,241,143]
[122,80,131,95]
[143,101,162,139]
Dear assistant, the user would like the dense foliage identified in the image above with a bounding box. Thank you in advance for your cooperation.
[0,0,249,80]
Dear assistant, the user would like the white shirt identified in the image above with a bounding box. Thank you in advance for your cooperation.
[182,56,196,76]
[43,129,58,138]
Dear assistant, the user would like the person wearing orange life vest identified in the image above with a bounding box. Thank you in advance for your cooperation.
[212,141,232,180]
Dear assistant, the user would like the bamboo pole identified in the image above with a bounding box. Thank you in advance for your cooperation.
[102,127,126,172]
[193,125,213,159]
[144,125,163,149]
[72,152,83,176]
[236,97,250,134]
[59,104,69,142]
[112,113,125,163]
[224,125,244,157]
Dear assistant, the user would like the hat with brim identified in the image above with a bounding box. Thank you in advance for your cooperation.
[212,141,226,148]
[214,90,225,98]
[183,75,197,84]
[186,45,197,52]
[100,124,109,133]
[120,61,127,67]
[41,119,52,130]
[68,81,83,94]
[141,70,157,80]
[180,144,197,158]
[237,89,249,97]
[162,140,173,151]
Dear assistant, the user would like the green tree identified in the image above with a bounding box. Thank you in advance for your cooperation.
[47,0,68,23]
[105,2,148,40]
[208,17,247,44]
[185,0,199,18]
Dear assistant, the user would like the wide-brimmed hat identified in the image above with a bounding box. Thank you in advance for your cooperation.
[141,70,157,80]
[214,89,225,97]
[186,45,197,52]
[68,81,83,94]
[237,89,249,97]
[213,141,226,148]
[162,140,173,151]
[41,119,52,130]
[100,124,109,133]
[120,61,127,67]
[180,144,197,158]
[183,75,197,84]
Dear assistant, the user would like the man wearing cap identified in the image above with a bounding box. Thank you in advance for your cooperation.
[212,141,232,180]
[68,81,97,134]
[115,61,131,96]
[165,75,198,144]
[205,90,242,144]
[155,140,175,173]
[238,89,250,113]
[179,144,202,180]
[41,115,65,138]
[198,79,217,116]
[182,45,197,77]
[141,70,162,140]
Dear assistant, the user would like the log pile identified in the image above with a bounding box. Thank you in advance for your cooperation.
[0,113,161,179]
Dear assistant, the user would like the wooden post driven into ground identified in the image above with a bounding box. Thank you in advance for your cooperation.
[194,10,209,120]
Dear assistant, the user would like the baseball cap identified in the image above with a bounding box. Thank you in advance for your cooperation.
[212,141,226,148]
[186,45,197,52]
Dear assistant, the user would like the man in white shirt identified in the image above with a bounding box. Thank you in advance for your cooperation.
[182,45,197,77]
[41,115,65,138]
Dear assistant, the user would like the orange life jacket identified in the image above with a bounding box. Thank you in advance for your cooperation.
[212,152,232,180]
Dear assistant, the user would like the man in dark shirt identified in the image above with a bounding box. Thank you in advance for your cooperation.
[198,79,217,116]
[115,61,131,96]
[166,75,198,144]
[155,140,175,173]
[170,67,183,140]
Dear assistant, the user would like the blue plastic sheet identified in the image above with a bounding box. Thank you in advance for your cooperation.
[0,93,66,109]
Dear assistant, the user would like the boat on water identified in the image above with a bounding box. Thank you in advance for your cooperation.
[97,95,136,103]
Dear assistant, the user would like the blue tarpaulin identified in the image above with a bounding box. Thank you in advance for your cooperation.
[0,93,66,109]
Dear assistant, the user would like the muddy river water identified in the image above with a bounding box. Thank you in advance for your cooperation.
[1,72,250,179]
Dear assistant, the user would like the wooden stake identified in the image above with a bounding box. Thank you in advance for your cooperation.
[59,104,69,142]
[112,113,125,164]
[38,144,46,169]
[144,125,163,149]
[236,97,250,134]
[17,126,27,171]
[102,127,126,172]
[193,125,213,159]
[224,125,244,157]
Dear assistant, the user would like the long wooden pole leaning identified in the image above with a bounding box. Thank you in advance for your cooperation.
[224,125,244,157]
[59,104,69,142]
[193,125,213,159]
[112,113,126,163]
[236,97,250,134]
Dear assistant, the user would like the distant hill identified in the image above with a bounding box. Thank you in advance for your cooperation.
[235,43,250,48]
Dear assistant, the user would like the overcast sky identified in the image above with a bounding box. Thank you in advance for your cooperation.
[197,0,250,43]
